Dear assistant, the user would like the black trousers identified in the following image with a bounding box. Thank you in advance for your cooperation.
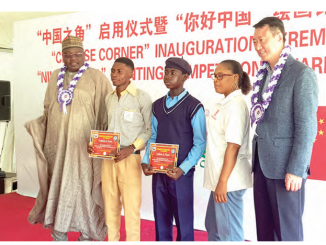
[152,169,195,241]
[253,147,306,241]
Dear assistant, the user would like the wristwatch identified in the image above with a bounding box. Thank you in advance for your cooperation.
[131,144,136,152]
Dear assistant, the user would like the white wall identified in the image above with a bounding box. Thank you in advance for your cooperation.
[0,51,15,173]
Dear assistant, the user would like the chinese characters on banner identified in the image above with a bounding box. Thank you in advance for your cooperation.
[37,11,326,45]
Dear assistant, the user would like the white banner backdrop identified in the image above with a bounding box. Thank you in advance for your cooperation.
[13,11,326,241]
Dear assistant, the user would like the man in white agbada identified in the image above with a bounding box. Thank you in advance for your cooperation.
[25,36,113,241]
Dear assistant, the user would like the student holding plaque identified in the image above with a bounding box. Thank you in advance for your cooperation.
[88,57,152,241]
[142,57,206,241]
[204,60,252,241]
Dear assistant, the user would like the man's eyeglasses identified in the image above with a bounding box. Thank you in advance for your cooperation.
[210,73,234,80]
[62,52,84,59]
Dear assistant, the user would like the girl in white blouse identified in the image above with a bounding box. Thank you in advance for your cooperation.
[204,60,252,241]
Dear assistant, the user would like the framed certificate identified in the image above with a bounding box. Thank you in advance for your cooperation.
[149,143,179,173]
[89,130,120,159]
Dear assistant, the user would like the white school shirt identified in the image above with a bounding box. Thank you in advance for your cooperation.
[203,89,253,192]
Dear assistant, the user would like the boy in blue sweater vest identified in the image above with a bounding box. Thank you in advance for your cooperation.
[142,57,206,241]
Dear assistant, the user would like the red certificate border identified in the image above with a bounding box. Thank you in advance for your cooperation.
[149,143,179,173]
[89,130,121,159]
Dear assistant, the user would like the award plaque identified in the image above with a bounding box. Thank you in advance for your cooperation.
[149,143,179,173]
[89,130,120,159]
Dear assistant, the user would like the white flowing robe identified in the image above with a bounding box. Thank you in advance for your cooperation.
[25,67,112,240]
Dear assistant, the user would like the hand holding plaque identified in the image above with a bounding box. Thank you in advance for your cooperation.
[149,143,179,173]
[89,130,120,159]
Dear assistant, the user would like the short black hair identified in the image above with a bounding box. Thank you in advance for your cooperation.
[253,17,286,44]
[114,57,134,71]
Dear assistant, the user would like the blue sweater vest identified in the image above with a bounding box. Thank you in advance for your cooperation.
[153,92,203,167]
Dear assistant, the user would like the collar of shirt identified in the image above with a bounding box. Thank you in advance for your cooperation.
[217,89,242,106]
[166,89,187,103]
[111,80,137,97]
[266,63,273,74]
[261,64,273,95]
